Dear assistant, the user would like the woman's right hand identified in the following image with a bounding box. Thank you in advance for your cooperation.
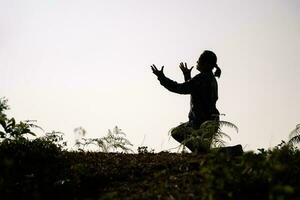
[151,64,165,77]
[179,62,193,80]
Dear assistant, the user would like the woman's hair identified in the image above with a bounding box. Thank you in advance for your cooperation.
[201,50,221,78]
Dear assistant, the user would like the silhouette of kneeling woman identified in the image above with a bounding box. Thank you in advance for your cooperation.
[151,50,221,152]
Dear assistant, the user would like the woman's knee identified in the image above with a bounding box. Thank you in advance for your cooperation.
[170,123,191,143]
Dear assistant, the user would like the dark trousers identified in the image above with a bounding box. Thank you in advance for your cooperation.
[171,119,219,153]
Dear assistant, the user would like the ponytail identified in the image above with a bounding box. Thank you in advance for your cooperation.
[214,64,221,78]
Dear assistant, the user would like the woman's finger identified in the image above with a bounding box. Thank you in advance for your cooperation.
[151,65,157,71]
[153,65,158,71]
[151,66,155,72]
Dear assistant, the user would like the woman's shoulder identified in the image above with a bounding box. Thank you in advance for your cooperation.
[192,72,214,81]
[191,72,217,89]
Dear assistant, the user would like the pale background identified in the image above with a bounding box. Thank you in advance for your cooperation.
[1,0,299,152]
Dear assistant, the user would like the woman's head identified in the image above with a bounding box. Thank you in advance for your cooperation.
[196,50,221,78]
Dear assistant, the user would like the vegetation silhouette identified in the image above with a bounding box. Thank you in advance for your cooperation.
[1,97,300,199]
[0,97,42,140]
[288,124,300,145]
[151,50,240,153]
[172,116,239,153]
[74,126,133,153]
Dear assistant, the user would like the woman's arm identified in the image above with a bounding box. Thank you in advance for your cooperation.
[158,75,193,94]
[151,64,193,94]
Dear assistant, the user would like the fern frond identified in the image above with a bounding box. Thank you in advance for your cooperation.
[288,135,300,145]
[0,118,6,130]
[219,121,239,133]
[211,138,226,148]
[289,124,300,139]
[288,124,300,145]
[93,138,109,152]
[216,131,232,141]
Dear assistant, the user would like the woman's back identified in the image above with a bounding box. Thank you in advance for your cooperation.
[188,71,219,128]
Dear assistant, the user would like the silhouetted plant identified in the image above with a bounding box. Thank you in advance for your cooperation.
[74,138,95,152]
[0,97,9,138]
[74,127,87,151]
[177,115,238,152]
[0,97,42,140]
[74,126,133,153]
[288,124,300,146]
[137,146,155,154]
[93,126,133,153]
[2,97,300,199]
[0,119,41,140]
[40,131,68,150]
[0,97,9,119]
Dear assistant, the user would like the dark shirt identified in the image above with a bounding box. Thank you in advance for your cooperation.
[158,71,219,129]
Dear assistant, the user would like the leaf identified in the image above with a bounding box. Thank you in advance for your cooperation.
[7,118,16,129]
[217,131,232,141]
[289,124,300,139]
[219,121,239,133]
[0,131,6,138]
[211,138,226,148]
[0,118,7,130]
[288,135,300,145]
[28,131,36,136]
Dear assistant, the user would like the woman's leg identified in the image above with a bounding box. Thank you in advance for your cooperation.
[170,122,195,151]
[170,122,190,143]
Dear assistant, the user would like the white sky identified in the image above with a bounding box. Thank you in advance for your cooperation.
[1,0,299,152]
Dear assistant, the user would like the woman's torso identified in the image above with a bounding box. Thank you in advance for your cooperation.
[188,72,219,128]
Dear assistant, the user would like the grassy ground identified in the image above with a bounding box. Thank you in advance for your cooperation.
[1,139,300,200]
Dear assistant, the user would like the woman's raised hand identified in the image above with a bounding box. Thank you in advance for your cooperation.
[179,62,193,75]
[151,64,165,77]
